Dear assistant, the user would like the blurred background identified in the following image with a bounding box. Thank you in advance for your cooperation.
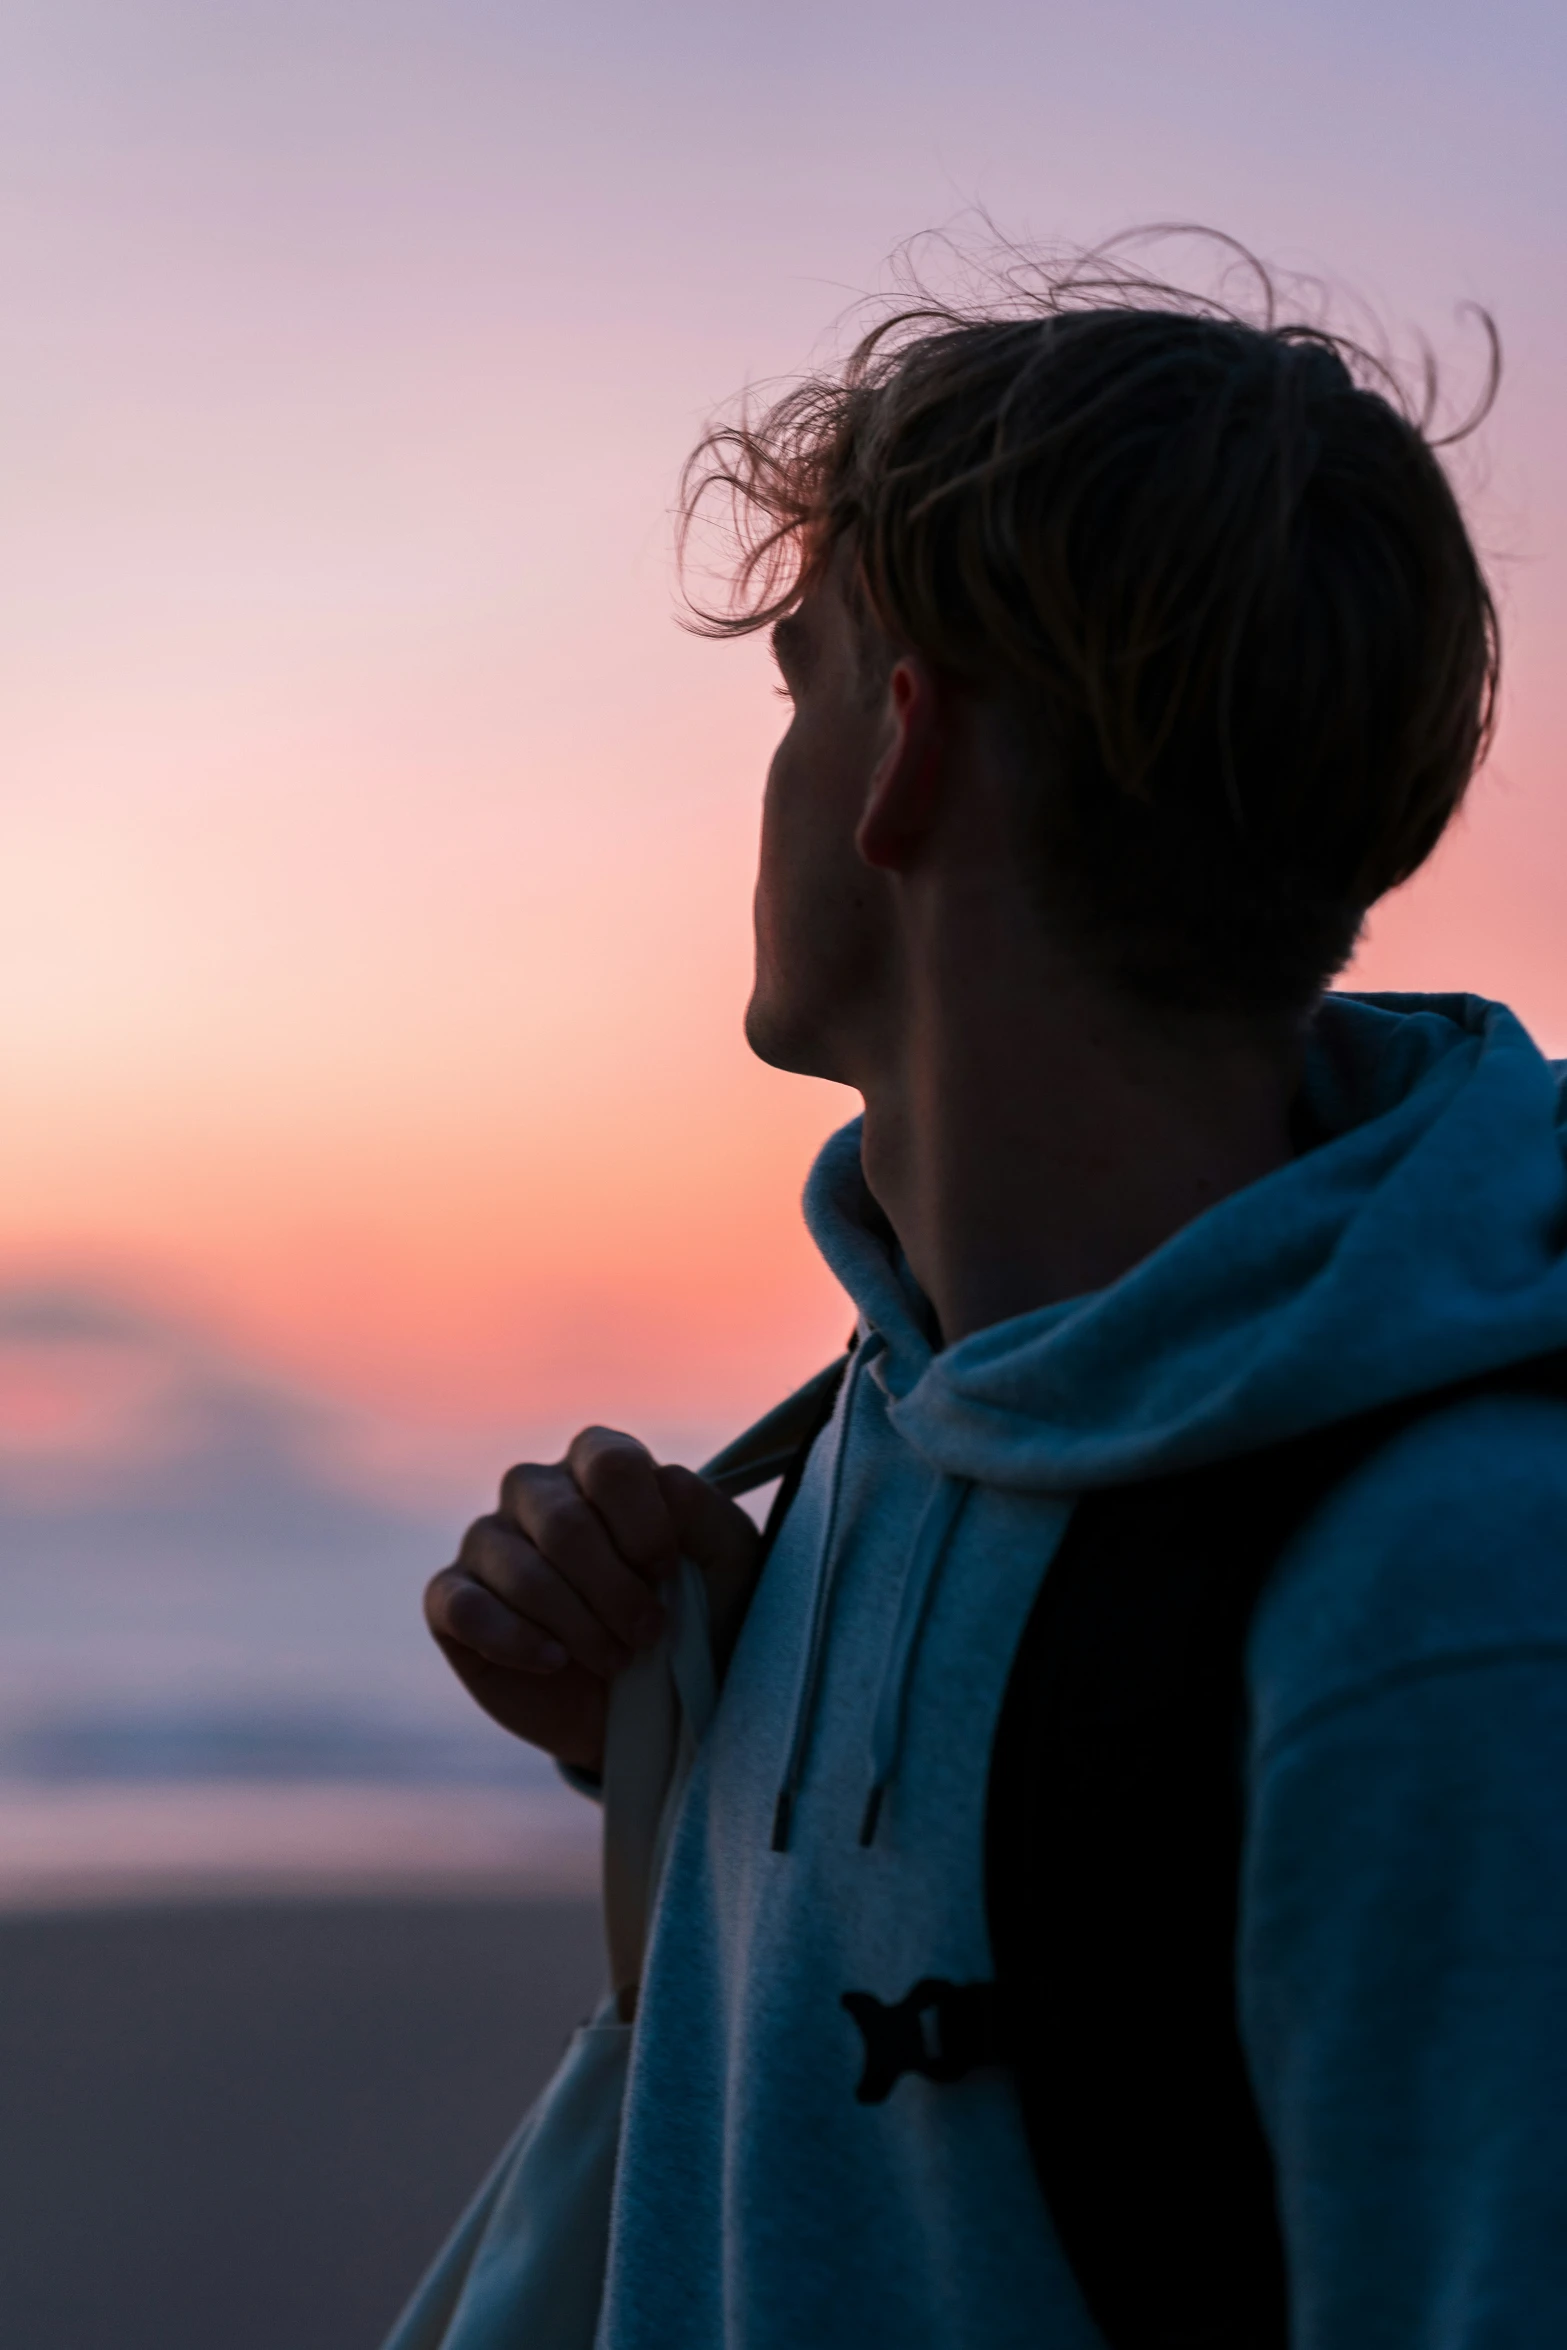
[0,0,1562,2342]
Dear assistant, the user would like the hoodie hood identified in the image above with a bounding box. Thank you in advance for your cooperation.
[803,991,1567,1494]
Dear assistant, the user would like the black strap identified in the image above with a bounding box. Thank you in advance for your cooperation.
[986,1347,1567,2350]
[754,1338,854,1568]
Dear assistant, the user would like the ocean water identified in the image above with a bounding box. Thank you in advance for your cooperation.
[0,1480,601,1903]
[0,1281,782,1906]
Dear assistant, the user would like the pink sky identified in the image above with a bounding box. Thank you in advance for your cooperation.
[1,0,1563,1499]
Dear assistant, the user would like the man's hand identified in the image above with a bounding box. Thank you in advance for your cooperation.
[424,1427,761,1777]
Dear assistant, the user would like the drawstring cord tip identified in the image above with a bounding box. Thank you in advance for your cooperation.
[858,1785,885,1848]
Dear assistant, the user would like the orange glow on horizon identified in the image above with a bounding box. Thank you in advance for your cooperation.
[1,1,1563,1493]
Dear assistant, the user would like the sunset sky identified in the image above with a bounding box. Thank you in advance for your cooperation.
[1,0,1564,1505]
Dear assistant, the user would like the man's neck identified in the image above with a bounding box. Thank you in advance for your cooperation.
[855,925,1300,1347]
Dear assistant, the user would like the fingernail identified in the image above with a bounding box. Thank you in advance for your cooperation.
[538,1639,568,1671]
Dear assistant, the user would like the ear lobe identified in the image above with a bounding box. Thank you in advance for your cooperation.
[854,657,942,872]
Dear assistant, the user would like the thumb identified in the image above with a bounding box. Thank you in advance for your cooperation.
[656,1463,760,1577]
[656,1464,763,1667]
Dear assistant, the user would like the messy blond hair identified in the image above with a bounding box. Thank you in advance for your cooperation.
[679,233,1500,1016]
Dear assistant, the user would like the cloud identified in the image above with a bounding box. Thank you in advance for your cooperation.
[0,1283,162,1345]
[0,1273,564,1819]
[0,1273,399,1533]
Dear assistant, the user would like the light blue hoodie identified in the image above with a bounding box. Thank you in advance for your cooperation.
[598,991,1567,2349]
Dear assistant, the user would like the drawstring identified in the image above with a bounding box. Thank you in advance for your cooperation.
[858,1476,972,1847]
[771,1335,879,1854]
[767,1343,972,1857]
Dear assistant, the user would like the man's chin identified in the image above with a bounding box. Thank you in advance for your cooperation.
[743,991,831,1080]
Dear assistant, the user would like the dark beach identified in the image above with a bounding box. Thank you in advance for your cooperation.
[0,1896,605,2350]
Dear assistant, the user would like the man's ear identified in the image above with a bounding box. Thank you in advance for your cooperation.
[855,655,943,872]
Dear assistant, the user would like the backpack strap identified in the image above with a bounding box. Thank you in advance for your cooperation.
[761,1348,853,1547]
[702,1349,853,1511]
[985,1347,1567,2350]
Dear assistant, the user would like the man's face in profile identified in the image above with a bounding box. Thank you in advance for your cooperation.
[745,579,894,1087]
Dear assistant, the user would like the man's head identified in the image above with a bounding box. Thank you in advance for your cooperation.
[682,248,1499,1074]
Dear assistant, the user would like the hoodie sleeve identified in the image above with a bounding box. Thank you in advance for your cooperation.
[1241,1396,1567,2346]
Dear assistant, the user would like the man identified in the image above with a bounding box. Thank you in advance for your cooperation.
[425,261,1567,2344]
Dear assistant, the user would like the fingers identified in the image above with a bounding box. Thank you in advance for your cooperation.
[659,1463,762,1671]
[426,1552,572,1675]
[657,1463,761,1582]
[498,1434,677,1648]
[431,1430,762,1714]
[425,1609,607,1774]
[565,1427,683,1581]
[462,1509,656,1674]
[425,1425,678,1778]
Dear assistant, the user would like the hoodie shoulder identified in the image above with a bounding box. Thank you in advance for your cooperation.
[1247,1388,1567,1763]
